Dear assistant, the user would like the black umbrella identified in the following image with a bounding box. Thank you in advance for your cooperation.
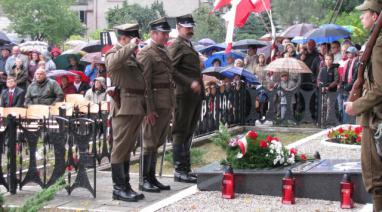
[0,31,11,45]
[232,39,268,50]
[81,43,103,53]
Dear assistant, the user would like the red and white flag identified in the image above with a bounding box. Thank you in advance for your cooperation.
[236,136,248,158]
[212,0,231,11]
[223,0,271,53]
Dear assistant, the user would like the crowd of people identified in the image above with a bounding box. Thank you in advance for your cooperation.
[201,37,363,124]
[0,45,108,107]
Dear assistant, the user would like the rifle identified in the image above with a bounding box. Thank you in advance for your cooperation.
[348,13,382,102]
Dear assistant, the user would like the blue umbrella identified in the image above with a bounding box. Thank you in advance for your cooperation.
[220,66,260,85]
[197,43,227,54]
[202,66,225,79]
[198,38,216,46]
[299,24,351,44]
[204,50,246,68]
[291,36,308,44]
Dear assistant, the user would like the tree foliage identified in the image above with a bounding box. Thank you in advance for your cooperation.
[192,5,226,43]
[106,0,166,35]
[0,0,84,44]
[271,0,363,27]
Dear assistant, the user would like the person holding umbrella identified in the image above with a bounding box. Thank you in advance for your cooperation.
[244,45,258,73]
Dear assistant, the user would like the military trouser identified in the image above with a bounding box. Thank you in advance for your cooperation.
[172,93,202,173]
[361,127,382,211]
[142,108,172,154]
[111,115,144,164]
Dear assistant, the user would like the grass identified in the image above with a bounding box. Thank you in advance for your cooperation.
[130,132,309,175]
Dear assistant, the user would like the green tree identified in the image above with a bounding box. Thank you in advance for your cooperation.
[192,5,225,43]
[106,1,166,35]
[0,0,84,44]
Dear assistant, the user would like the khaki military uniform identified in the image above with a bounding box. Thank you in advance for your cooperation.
[137,42,174,154]
[353,33,382,198]
[168,36,203,173]
[105,42,146,164]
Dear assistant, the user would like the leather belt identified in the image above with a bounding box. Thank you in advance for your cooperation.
[121,88,145,95]
[152,83,172,89]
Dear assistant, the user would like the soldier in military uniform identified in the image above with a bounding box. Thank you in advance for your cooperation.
[168,14,203,183]
[105,24,145,202]
[137,17,173,192]
[345,1,382,211]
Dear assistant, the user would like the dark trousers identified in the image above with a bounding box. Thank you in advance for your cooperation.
[172,93,202,172]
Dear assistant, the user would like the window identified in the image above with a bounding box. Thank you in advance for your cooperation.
[79,10,87,23]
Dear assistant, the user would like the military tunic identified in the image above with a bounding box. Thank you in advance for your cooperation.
[353,33,382,195]
[137,42,174,153]
[105,42,146,164]
[168,36,203,172]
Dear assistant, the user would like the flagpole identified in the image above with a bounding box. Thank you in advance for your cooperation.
[260,0,276,60]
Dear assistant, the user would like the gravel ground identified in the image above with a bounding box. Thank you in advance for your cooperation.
[157,125,365,212]
[157,191,364,212]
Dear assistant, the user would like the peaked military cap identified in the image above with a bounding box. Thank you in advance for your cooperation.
[356,0,382,13]
[176,14,196,28]
[114,23,140,38]
[150,17,171,32]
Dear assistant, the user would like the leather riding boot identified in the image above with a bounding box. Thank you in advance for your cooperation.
[123,161,144,200]
[184,138,197,179]
[111,163,138,202]
[139,154,160,192]
[150,153,170,190]
[173,143,197,183]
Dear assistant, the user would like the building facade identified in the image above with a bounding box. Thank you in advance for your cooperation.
[71,0,209,34]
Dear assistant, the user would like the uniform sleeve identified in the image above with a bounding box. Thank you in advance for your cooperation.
[167,44,194,87]
[137,50,155,113]
[353,37,382,114]
[105,43,137,73]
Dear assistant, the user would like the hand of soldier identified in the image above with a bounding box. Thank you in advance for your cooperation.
[145,111,159,126]
[344,102,357,116]
[191,81,201,94]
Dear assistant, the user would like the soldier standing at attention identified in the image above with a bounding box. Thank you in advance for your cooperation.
[345,1,382,211]
[137,17,173,192]
[168,14,203,183]
[105,23,145,202]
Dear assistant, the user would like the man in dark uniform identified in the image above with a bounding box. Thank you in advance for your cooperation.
[105,23,145,202]
[168,14,203,183]
[137,17,173,192]
[345,1,382,211]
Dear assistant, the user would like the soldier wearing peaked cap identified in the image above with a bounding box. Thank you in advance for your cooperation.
[137,17,173,193]
[105,23,145,202]
[167,14,204,183]
[345,0,382,211]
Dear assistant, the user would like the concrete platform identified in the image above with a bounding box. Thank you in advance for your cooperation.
[2,171,194,211]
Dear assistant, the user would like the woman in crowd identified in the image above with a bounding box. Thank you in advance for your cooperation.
[60,76,76,96]
[67,56,84,72]
[254,53,267,82]
[10,58,28,91]
[50,47,61,60]
[39,51,56,72]
[283,43,297,58]
[28,51,40,83]
[85,77,106,104]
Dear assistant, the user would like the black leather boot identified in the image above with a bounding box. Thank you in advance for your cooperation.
[150,153,170,190]
[184,139,197,179]
[124,161,144,200]
[173,143,197,183]
[111,163,138,202]
[139,154,160,192]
